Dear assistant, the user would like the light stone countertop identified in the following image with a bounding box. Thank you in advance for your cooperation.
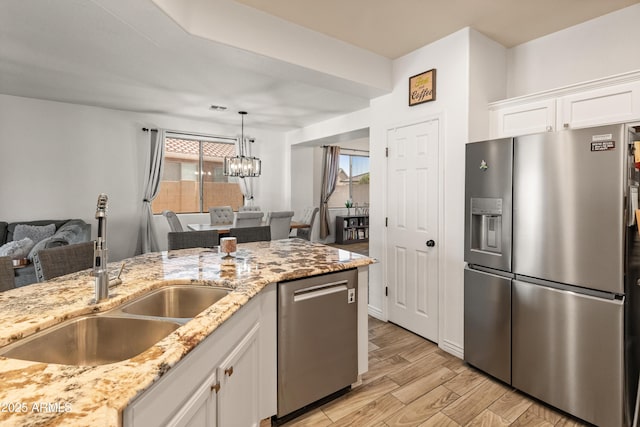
[0,239,373,427]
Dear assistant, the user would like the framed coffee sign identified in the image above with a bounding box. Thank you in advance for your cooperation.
[409,69,436,106]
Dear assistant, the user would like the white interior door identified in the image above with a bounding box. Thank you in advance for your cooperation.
[386,119,439,342]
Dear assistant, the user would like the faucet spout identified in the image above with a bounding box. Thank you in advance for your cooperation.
[94,193,109,302]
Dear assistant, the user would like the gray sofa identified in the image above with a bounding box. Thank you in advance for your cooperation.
[0,219,91,287]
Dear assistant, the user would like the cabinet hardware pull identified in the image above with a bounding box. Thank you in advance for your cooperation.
[225,366,234,377]
[211,382,221,393]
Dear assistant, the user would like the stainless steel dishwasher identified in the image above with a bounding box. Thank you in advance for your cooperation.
[277,268,358,419]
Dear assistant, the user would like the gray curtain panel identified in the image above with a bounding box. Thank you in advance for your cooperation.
[319,145,340,239]
[238,136,255,203]
[141,129,165,253]
[240,176,255,205]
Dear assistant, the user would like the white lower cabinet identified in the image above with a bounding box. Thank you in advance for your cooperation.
[166,369,218,427]
[123,284,276,427]
[217,323,259,427]
[167,325,260,427]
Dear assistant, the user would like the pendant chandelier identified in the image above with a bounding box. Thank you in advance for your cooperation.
[223,111,261,177]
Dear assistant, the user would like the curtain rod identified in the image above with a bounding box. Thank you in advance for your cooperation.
[142,127,236,142]
[322,145,369,154]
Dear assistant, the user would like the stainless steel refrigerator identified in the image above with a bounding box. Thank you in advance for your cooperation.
[464,124,640,427]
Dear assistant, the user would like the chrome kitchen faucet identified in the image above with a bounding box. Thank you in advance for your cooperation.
[93,193,109,302]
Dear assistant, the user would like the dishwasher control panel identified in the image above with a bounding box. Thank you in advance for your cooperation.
[348,288,356,303]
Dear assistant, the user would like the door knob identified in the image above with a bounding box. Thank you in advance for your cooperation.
[426,240,436,247]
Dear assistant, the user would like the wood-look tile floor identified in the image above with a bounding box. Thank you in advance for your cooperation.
[274,316,590,427]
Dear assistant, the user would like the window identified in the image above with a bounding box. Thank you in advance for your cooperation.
[152,135,244,214]
[328,153,370,208]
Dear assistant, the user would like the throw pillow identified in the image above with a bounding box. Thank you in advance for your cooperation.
[0,238,35,259]
[13,224,56,245]
[53,220,88,244]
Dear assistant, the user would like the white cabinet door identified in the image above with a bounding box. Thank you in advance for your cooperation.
[168,321,261,427]
[123,287,275,427]
[166,370,218,427]
[490,99,555,138]
[557,81,640,129]
[217,323,260,427]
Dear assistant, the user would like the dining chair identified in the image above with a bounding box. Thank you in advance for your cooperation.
[167,231,220,250]
[33,241,95,282]
[239,205,261,212]
[229,226,271,243]
[233,211,264,228]
[296,207,319,241]
[0,256,15,292]
[162,210,184,232]
[267,211,295,240]
[209,206,234,225]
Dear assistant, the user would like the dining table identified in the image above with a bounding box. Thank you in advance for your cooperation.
[187,221,310,234]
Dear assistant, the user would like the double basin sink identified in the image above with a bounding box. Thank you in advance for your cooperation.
[0,284,231,366]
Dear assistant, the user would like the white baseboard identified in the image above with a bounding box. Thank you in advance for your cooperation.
[367,305,383,320]
[439,339,463,359]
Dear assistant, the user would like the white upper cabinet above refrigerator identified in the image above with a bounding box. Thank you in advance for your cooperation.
[489,99,555,139]
[557,81,640,130]
[489,71,640,138]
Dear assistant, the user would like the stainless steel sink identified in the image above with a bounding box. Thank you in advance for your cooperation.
[0,316,180,366]
[0,285,232,366]
[119,285,231,319]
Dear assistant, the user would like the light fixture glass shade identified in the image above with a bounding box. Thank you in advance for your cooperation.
[223,155,261,177]
[223,111,261,178]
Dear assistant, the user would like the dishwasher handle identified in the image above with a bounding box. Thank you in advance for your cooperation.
[293,280,349,302]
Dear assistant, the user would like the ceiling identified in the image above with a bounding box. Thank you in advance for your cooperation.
[0,0,637,132]
[234,0,640,59]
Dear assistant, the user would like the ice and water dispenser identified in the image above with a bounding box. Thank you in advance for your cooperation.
[470,197,503,255]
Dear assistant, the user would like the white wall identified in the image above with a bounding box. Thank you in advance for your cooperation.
[289,138,371,244]
[469,29,507,142]
[287,28,473,356]
[0,94,287,261]
[287,109,372,243]
[507,3,640,97]
[285,28,504,357]
[290,146,318,217]
[287,108,371,146]
[368,28,471,356]
[254,133,289,214]
[152,0,391,96]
